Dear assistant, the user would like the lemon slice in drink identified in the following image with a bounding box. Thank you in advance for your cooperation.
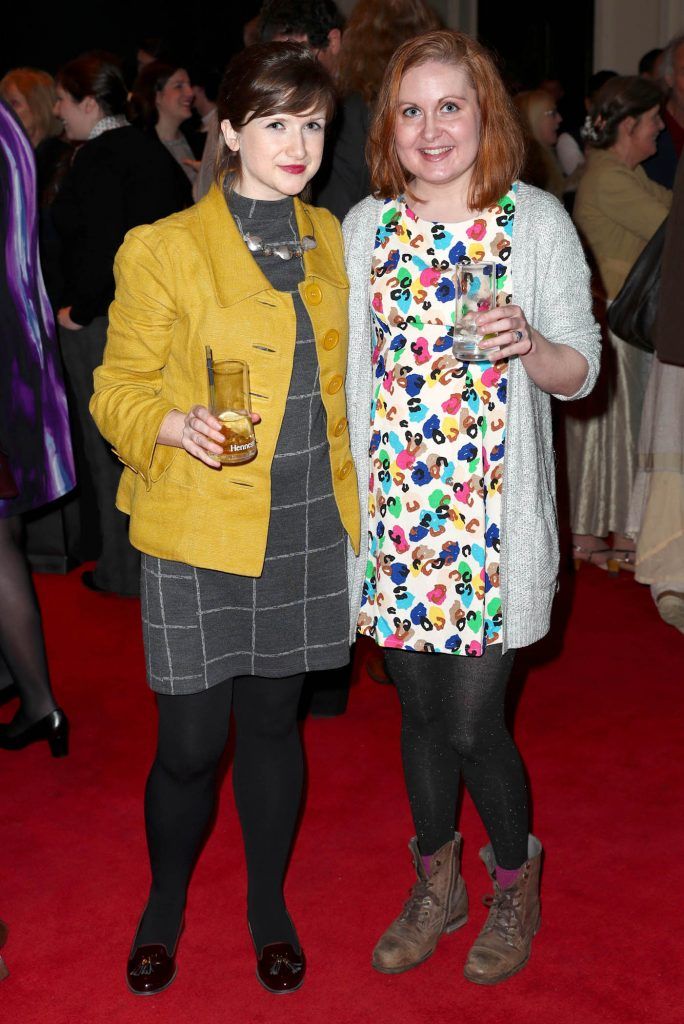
[218,409,252,437]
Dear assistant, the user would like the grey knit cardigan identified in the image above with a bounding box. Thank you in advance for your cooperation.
[343,183,601,651]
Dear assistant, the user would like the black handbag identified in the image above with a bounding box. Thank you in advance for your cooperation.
[607,217,667,353]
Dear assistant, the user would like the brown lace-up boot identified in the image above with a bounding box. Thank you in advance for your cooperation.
[463,835,542,985]
[372,834,468,974]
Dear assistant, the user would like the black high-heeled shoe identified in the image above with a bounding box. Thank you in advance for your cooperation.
[0,708,69,757]
[0,919,9,981]
[0,684,18,706]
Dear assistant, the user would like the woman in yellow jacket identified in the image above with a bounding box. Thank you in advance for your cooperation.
[90,43,359,996]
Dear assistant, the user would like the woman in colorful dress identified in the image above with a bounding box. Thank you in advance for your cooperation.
[0,99,75,755]
[343,31,600,985]
[90,43,359,996]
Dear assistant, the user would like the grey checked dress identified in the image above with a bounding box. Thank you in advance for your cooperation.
[141,193,350,694]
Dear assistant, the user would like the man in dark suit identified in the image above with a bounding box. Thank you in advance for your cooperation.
[259,0,371,220]
[644,33,684,189]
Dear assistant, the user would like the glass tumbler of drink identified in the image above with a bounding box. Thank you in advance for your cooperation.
[209,360,258,465]
[452,261,497,362]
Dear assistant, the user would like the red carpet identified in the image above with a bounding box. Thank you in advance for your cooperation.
[1,564,683,1023]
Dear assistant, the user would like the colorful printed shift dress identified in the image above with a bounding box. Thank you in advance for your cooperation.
[357,188,517,656]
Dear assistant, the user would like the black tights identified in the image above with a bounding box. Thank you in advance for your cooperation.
[0,516,56,730]
[384,645,529,870]
[135,672,305,955]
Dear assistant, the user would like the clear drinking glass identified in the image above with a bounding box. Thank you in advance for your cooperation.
[452,261,498,363]
[209,359,258,465]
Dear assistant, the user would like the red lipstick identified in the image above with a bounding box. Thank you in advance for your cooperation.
[280,164,307,174]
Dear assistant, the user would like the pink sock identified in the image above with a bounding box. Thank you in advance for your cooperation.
[421,854,432,875]
[495,864,522,889]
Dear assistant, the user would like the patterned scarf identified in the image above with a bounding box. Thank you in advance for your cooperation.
[88,115,129,140]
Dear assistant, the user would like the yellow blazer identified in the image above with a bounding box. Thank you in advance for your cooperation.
[90,184,360,576]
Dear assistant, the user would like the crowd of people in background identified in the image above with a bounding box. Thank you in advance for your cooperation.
[1,0,682,999]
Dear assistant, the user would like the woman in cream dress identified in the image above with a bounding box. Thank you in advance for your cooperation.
[569,76,671,570]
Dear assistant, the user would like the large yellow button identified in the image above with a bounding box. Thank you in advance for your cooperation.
[326,374,343,395]
[323,329,339,350]
[338,460,352,480]
[333,416,347,437]
[305,283,323,305]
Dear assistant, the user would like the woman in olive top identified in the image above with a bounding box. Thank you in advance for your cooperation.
[569,76,671,572]
[90,43,359,997]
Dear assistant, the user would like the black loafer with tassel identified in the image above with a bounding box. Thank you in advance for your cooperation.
[126,944,177,996]
[255,941,306,994]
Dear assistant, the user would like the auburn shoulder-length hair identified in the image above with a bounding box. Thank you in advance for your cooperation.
[0,68,63,143]
[368,31,524,210]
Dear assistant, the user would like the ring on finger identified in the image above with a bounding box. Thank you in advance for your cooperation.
[514,329,523,342]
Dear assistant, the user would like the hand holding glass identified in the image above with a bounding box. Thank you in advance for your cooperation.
[452,261,497,363]
[209,360,258,465]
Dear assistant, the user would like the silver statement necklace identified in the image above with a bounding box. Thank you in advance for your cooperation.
[233,210,317,262]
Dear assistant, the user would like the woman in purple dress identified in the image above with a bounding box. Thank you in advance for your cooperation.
[0,99,75,755]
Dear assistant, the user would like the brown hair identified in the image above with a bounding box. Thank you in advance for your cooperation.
[130,61,186,129]
[338,0,442,105]
[368,30,524,210]
[56,53,128,117]
[585,75,662,149]
[214,41,337,184]
[0,68,63,143]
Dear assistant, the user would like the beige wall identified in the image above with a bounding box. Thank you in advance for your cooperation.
[338,0,684,70]
[431,0,477,33]
[594,0,684,73]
